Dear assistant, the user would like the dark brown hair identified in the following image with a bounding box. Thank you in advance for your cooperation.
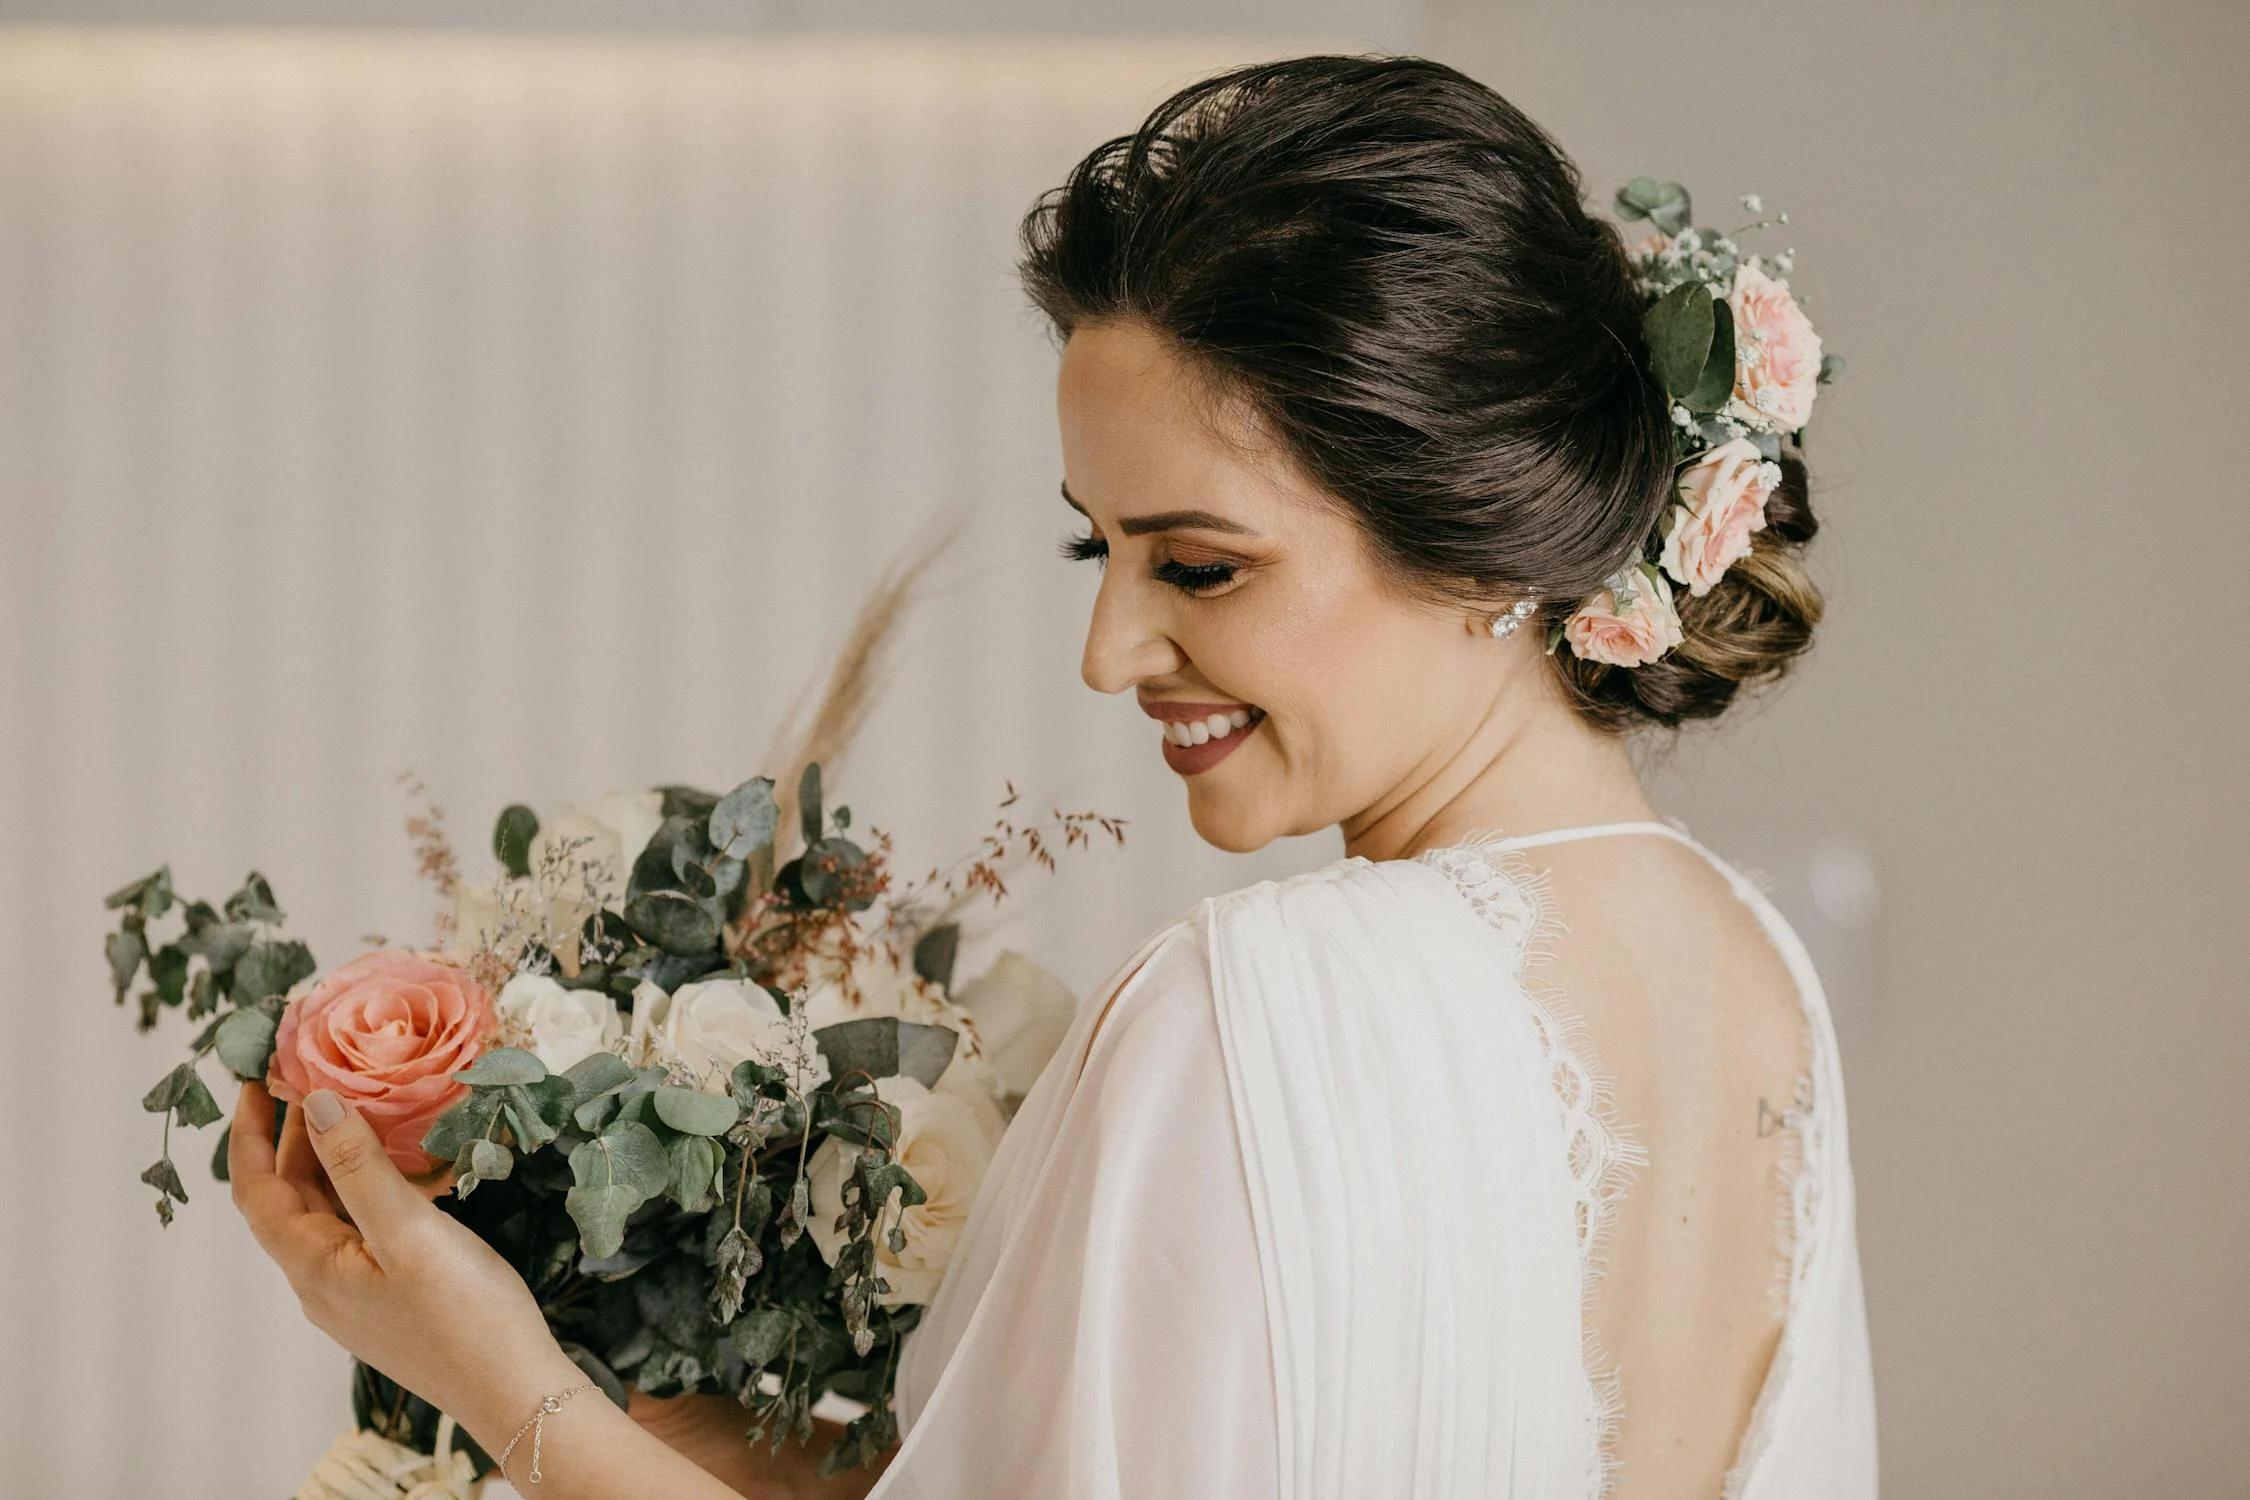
[1020,54,1820,729]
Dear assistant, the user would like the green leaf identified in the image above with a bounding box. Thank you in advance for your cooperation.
[653,1085,739,1137]
[814,1017,960,1090]
[911,924,961,990]
[180,919,255,977]
[564,1120,670,1258]
[1615,175,1692,235]
[563,1184,639,1261]
[709,777,779,861]
[1682,291,1738,413]
[146,944,190,1009]
[185,968,219,1020]
[1817,352,1846,386]
[232,941,316,1005]
[656,785,721,823]
[225,872,283,926]
[105,928,146,1002]
[468,1138,514,1183]
[729,1306,795,1369]
[797,762,823,847]
[711,1226,762,1324]
[143,1062,224,1129]
[500,1076,574,1153]
[493,804,541,880]
[210,1124,233,1182]
[140,1155,189,1204]
[1643,281,1717,400]
[666,1133,724,1212]
[455,1047,548,1087]
[213,1007,279,1081]
[105,867,175,917]
[621,891,719,957]
[564,1050,635,1105]
[420,1090,504,1162]
[571,1121,671,1197]
[799,837,871,910]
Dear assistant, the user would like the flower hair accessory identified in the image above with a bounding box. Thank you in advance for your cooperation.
[1552,180,1844,668]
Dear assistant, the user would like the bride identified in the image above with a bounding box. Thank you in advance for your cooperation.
[231,55,1876,1500]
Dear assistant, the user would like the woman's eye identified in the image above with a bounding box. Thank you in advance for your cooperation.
[1058,532,1108,567]
[1154,558,1241,594]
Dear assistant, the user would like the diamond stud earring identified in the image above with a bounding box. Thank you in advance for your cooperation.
[1488,596,1539,639]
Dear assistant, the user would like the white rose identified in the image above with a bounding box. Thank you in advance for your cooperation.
[949,952,1078,1104]
[532,789,665,911]
[805,1075,1000,1306]
[448,876,592,963]
[793,940,950,1030]
[635,976,829,1094]
[495,973,623,1074]
[794,938,1011,1123]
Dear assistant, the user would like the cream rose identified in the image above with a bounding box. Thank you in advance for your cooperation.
[1660,438,1778,597]
[950,952,1078,1105]
[1728,262,1822,432]
[531,789,665,911]
[495,973,623,1074]
[1562,564,1684,668]
[634,976,829,1094]
[805,1075,1001,1306]
[791,938,1010,1128]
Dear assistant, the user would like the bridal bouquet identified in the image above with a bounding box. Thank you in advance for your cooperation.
[106,749,1117,1493]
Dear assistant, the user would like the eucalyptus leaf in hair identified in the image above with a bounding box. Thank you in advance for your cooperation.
[1614,175,1692,235]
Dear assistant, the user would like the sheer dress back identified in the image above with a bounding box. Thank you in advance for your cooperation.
[876,822,1876,1499]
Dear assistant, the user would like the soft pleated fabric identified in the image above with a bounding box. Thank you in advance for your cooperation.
[875,826,1877,1500]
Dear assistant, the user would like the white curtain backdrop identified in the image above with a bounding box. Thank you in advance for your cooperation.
[0,30,1340,1494]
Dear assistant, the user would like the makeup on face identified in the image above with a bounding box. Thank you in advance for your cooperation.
[1141,699,1268,776]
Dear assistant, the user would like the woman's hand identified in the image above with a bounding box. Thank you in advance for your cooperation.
[229,1081,588,1454]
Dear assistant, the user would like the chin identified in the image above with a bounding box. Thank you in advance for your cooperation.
[1184,780,1285,854]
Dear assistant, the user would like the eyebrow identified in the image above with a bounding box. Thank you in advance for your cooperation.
[1059,481,1257,538]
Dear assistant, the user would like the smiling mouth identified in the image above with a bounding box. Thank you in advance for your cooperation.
[1143,702,1267,776]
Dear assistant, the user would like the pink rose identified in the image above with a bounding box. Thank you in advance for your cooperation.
[1728,262,1822,431]
[266,949,497,1175]
[1660,438,1777,596]
[1563,564,1684,668]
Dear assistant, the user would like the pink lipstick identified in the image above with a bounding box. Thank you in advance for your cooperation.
[1142,700,1266,777]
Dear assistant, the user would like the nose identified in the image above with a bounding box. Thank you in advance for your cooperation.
[1080,571,1184,696]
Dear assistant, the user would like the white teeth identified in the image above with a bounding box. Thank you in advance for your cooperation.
[1160,708,1260,750]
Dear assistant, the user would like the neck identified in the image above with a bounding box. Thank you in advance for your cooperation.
[1339,674,1657,864]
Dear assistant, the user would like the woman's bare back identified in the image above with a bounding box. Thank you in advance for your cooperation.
[1508,829,1814,1499]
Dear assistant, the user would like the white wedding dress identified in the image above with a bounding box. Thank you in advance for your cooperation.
[873,821,1877,1499]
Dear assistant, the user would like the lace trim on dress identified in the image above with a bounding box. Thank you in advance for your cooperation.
[1415,836,1648,1499]
[1717,860,1829,1500]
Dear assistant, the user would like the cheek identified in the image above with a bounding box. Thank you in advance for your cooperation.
[1201,576,1465,799]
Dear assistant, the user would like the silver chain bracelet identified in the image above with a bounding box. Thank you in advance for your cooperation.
[495,1382,598,1486]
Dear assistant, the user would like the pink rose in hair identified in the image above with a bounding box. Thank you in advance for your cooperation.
[1563,564,1683,668]
[267,948,497,1175]
[1727,262,1822,432]
[1660,437,1777,596]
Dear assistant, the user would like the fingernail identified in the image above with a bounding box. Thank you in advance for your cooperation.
[304,1089,344,1133]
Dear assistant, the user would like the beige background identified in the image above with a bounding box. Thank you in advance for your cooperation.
[0,4,2243,1497]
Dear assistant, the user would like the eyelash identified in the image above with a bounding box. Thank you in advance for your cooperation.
[1058,532,1242,595]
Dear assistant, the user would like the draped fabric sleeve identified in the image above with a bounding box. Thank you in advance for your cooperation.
[878,857,1603,1500]
[873,917,1282,1499]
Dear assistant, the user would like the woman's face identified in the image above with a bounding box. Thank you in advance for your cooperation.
[1056,320,1509,853]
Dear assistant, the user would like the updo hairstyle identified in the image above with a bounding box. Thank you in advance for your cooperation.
[1019,55,1822,730]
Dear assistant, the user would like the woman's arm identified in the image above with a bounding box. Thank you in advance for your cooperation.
[229,1082,885,1500]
